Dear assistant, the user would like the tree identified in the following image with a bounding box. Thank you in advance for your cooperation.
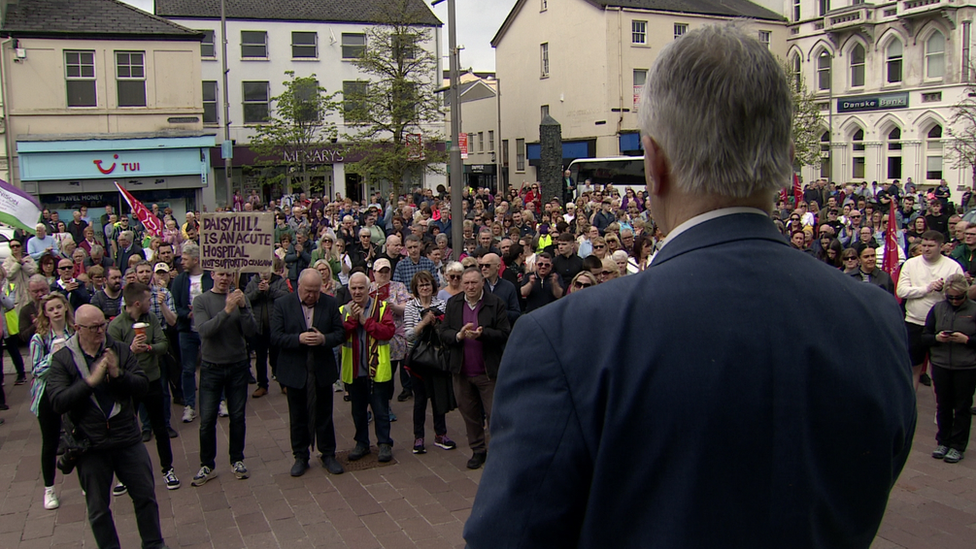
[248,72,341,195]
[342,0,447,196]
[948,63,976,190]
[783,60,826,174]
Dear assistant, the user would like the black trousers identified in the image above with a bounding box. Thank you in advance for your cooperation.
[286,380,337,461]
[37,392,61,487]
[132,379,173,473]
[3,335,26,378]
[932,365,976,452]
[77,443,165,549]
[164,327,183,401]
[253,331,279,390]
[411,369,446,440]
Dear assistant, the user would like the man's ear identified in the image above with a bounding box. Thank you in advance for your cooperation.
[642,135,669,198]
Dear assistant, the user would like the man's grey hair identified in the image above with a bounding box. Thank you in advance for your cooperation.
[28,274,48,286]
[945,273,970,296]
[183,242,200,259]
[89,244,104,256]
[435,233,448,244]
[120,230,134,241]
[638,24,792,198]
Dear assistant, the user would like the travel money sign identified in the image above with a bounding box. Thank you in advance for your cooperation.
[200,212,274,273]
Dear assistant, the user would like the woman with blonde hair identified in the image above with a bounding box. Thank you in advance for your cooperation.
[29,293,75,510]
[437,261,465,300]
[568,270,598,293]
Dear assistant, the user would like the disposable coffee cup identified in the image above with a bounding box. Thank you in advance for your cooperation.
[133,323,147,338]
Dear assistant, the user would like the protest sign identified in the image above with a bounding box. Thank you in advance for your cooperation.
[200,212,274,273]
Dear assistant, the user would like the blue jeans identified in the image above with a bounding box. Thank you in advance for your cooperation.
[179,331,201,409]
[348,377,394,448]
[198,360,249,470]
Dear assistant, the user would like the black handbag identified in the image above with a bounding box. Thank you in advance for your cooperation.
[56,413,90,475]
[410,324,450,372]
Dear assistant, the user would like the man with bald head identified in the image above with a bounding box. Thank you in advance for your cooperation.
[479,253,521,324]
[272,269,346,476]
[46,304,167,549]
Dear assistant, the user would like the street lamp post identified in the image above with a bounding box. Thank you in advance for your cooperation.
[432,0,464,260]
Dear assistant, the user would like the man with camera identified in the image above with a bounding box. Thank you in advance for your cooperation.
[45,304,167,549]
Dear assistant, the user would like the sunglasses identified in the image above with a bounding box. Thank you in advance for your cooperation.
[478,264,494,269]
[573,281,592,289]
[593,245,605,249]
[448,274,461,280]
[843,257,858,261]
[946,293,967,301]
[58,266,73,270]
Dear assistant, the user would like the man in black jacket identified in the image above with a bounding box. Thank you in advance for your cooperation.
[437,267,511,469]
[271,269,346,477]
[479,253,520,325]
[46,304,167,549]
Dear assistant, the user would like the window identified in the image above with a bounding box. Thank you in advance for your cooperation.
[887,127,902,179]
[201,30,215,58]
[922,92,943,103]
[541,105,549,120]
[926,32,945,79]
[817,51,831,91]
[292,32,317,58]
[540,43,549,78]
[342,33,366,59]
[758,31,770,49]
[294,79,320,122]
[488,130,495,152]
[502,139,509,167]
[852,128,865,179]
[819,0,830,16]
[850,44,865,87]
[391,34,417,60]
[820,131,831,179]
[203,81,218,125]
[541,0,547,10]
[886,40,903,83]
[790,54,801,90]
[241,31,268,58]
[674,24,687,40]
[116,51,146,107]
[793,0,801,21]
[633,69,647,110]
[927,125,943,180]
[242,81,270,123]
[343,80,368,123]
[632,20,647,44]
[478,132,484,152]
[516,139,526,172]
[65,50,96,107]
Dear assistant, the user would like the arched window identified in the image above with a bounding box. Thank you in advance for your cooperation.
[852,128,865,179]
[790,53,801,90]
[886,127,902,179]
[817,51,832,91]
[926,32,945,79]
[820,131,831,179]
[850,44,865,87]
[886,40,903,83]
[926,124,943,180]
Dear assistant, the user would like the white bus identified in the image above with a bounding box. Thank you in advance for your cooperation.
[567,157,645,199]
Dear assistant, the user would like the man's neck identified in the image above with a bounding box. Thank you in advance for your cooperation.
[487,275,499,285]
[105,287,120,298]
[79,339,102,357]
[189,267,203,276]
[127,308,142,322]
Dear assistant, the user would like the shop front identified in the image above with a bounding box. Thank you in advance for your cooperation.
[463,164,498,193]
[17,132,215,231]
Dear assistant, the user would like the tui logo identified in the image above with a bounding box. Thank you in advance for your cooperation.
[94,154,118,174]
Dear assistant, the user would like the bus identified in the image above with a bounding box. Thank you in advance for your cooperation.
[567,157,645,199]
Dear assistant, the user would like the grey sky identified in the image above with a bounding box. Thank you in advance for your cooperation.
[121,0,517,72]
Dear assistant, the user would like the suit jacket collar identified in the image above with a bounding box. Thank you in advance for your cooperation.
[650,212,789,267]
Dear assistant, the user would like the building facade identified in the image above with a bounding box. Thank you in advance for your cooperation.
[789,0,976,200]
[0,0,214,220]
[491,0,787,186]
[447,72,502,191]
[156,0,445,206]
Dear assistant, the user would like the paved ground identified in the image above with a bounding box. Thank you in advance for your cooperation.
[0,356,974,548]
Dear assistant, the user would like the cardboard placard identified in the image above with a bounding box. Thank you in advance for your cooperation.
[200,212,274,273]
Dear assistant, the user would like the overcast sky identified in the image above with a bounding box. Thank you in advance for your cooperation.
[121,0,516,72]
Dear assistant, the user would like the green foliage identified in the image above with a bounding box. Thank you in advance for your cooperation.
[783,60,826,171]
[247,72,341,195]
[342,0,447,196]
[948,64,976,187]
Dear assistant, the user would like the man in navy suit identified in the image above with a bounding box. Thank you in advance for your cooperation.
[464,25,917,549]
[271,269,346,477]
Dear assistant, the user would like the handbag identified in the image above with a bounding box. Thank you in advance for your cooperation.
[56,413,90,475]
[409,324,450,372]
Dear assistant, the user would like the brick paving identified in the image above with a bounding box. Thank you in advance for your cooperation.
[1,356,974,548]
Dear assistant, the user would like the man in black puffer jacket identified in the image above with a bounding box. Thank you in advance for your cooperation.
[46,304,167,549]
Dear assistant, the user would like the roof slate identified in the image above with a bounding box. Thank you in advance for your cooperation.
[155,0,442,26]
[592,0,784,22]
[2,0,201,37]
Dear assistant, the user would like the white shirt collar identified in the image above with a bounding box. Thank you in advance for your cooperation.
[655,207,769,255]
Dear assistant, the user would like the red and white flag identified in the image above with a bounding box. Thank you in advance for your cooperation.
[882,196,899,275]
[115,182,163,237]
[792,174,803,207]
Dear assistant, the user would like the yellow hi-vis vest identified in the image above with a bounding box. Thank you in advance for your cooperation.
[339,300,392,384]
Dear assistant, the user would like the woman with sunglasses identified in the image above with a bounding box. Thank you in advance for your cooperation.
[841,248,860,274]
[568,271,598,293]
[437,261,465,300]
[922,274,976,464]
[38,253,57,286]
[29,293,75,510]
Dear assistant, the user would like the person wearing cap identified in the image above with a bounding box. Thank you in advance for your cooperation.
[149,262,182,412]
[371,258,412,404]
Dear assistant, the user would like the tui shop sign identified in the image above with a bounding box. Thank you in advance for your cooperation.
[837,92,909,113]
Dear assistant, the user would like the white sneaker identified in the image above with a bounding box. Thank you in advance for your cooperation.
[218,401,229,417]
[182,406,196,423]
[43,489,59,510]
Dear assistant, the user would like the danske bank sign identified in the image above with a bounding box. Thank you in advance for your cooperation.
[837,92,910,113]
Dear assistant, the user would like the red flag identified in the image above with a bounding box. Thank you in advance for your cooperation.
[882,196,899,275]
[115,182,163,237]
[792,174,803,207]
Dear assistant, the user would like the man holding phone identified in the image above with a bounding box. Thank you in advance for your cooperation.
[271,269,346,476]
